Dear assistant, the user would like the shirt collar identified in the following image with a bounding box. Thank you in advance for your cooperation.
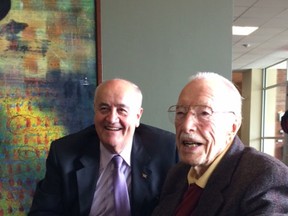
[100,140,133,169]
[119,139,132,166]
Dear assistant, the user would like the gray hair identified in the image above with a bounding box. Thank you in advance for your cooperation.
[94,78,143,106]
[188,72,243,119]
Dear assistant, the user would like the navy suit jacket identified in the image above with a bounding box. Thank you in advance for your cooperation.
[152,136,288,216]
[29,123,178,216]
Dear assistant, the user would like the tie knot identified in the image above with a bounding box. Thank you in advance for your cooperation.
[113,155,123,169]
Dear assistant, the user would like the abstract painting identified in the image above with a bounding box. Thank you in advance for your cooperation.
[0,0,98,214]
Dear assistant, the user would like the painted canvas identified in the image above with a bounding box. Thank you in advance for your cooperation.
[0,0,97,215]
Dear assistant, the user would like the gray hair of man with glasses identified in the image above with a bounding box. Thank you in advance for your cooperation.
[189,72,243,119]
[168,72,243,126]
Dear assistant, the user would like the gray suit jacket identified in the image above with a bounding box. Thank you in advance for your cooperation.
[152,136,288,216]
[29,123,178,216]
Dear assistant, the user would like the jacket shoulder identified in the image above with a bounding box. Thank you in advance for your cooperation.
[54,124,96,143]
[50,124,98,154]
[241,147,288,176]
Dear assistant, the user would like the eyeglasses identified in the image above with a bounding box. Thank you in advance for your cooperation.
[167,105,235,124]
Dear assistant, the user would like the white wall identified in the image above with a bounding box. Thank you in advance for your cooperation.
[101,0,233,131]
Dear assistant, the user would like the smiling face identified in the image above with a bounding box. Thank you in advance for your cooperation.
[175,75,241,175]
[94,79,143,154]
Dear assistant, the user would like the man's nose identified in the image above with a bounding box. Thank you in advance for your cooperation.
[106,109,119,122]
[180,112,198,131]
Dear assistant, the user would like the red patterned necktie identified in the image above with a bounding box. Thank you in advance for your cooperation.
[175,183,203,216]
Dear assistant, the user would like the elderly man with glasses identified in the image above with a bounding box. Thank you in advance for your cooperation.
[152,72,288,216]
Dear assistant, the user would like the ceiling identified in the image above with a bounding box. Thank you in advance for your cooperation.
[233,0,288,71]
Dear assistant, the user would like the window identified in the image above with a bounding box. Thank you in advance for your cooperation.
[262,60,288,163]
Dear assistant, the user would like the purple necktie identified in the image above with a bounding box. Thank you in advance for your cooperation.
[113,155,131,216]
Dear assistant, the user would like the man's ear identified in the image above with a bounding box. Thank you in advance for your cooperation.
[135,108,144,127]
[230,117,241,135]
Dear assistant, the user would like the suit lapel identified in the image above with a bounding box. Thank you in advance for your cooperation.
[161,164,190,215]
[75,138,100,215]
[195,136,245,215]
[130,134,154,213]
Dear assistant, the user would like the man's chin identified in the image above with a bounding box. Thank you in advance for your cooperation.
[180,154,202,166]
[101,141,122,153]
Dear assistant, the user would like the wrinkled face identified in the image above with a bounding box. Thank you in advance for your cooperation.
[175,79,239,172]
[94,80,143,154]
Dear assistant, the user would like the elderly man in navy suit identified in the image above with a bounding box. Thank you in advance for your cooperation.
[29,79,178,216]
[152,72,288,216]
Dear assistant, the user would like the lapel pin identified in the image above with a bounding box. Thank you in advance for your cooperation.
[142,173,148,179]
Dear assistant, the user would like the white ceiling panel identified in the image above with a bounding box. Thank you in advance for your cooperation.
[233,0,288,70]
